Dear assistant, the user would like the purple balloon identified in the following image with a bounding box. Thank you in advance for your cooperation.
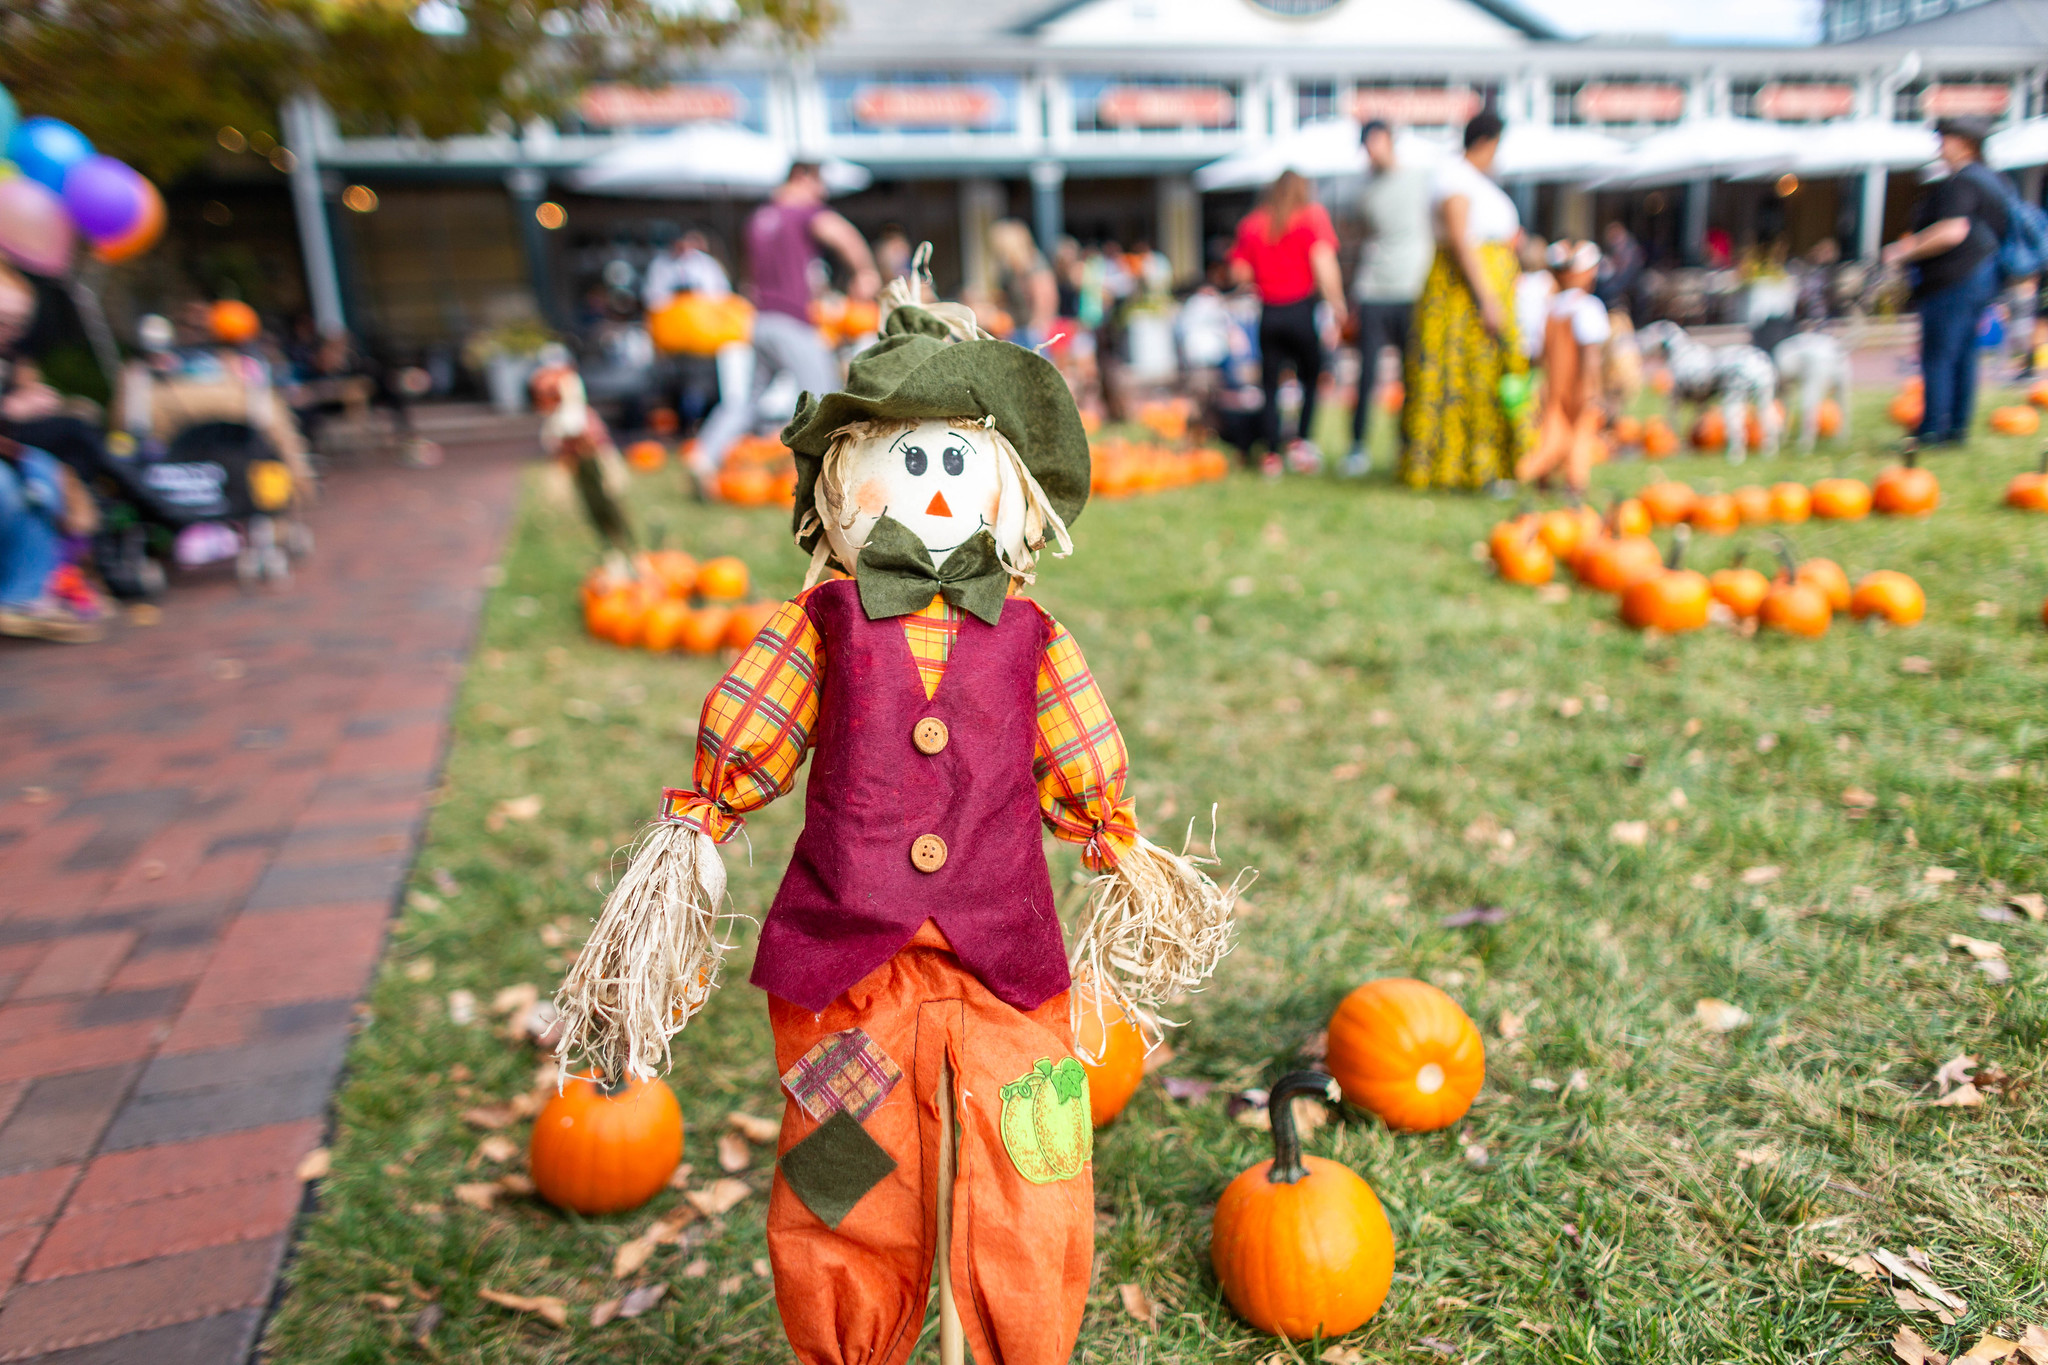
[0,176,75,276]
[63,155,146,241]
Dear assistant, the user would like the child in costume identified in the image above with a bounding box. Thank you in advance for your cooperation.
[1515,240,1610,495]
[556,287,1240,1365]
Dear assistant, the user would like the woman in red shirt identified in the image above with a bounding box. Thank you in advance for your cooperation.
[1230,171,1348,474]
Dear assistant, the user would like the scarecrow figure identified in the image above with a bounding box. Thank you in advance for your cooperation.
[557,283,1241,1365]
[531,342,633,549]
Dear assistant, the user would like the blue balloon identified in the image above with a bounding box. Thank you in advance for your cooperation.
[7,117,94,194]
[0,87,18,152]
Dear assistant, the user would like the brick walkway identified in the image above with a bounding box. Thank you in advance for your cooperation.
[0,414,529,1363]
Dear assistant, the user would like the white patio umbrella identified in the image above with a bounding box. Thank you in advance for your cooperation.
[1589,117,1804,188]
[1193,120,1449,191]
[1494,124,1629,181]
[1732,118,1939,179]
[570,123,871,197]
[1988,117,2048,170]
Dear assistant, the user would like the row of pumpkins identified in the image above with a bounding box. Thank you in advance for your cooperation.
[644,292,879,358]
[1889,374,2045,436]
[1090,436,1233,499]
[1492,501,1926,637]
[623,435,801,509]
[533,977,1484,1343]
[581,551,781,655]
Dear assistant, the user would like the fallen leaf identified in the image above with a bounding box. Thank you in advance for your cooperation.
[1320,1347,1367,1365]
[1529,1077,1559,1092]
[2009,893,2046,923]
[406,891,442,915]
[362,1292,405,1312]
[1536,582,1571,604]
[1736,1145,1780,1170]
[1689,872,1714,890]
[589,1297,622,1328]
[1934,1082,1985,1108]
[1609,820,1650,847]
[752,1258,770,1277]
[1894,1323,1941,1364]
[1117,1282,1162,1326]
[498,1173,535,1196]
[447,989,478,1025]
[404,959,435,982]
[1980,904,2022,923]
[715,1275,743,1296]
[508,727,542,749]
[613,1234,657,1279]
[717,1132,751,1173]
[1329,761,1366,782]
[453,1182,500,1210]
[1566,1069,1588,1092]
[1933,1054,1976,1095]
[685,1178,752,1218]
[410,1303,443,1344]
[1963,1334,2020,1363]
[1141,1042,1177,1075]
[1497,1009,1526,1041]
[1893,1285,1957,1324]
[1926,867,1959,885]
[1298,1029,1329,1060]
[1818,1250,1882,1279]
[486,795,544,832]
[492,983,539,1016]
[462,1104,517,1130]
[682,1258,710,1278]
[295,1147,331,1181]
[1977,959,2013,983]
[618,1283,666,1319]
[1667,786,1688,809]
[727,1112,778,1144]
[667,1163,696,1190]
[1741,865,1782,885]
[477,1289,568,1328]
[1370,783,1398,807]
[2017,1325,2048,1364]
[1440,905,1510,928]
[1556,695,1584,717]
[1161,1076,1216,1103]
[1463,1141,1489,1169]
[1417,1337,1459,1357]
[1872,1247,1968,1313]
[1694,998,1752,1033]
[1947,934,2004,960]
[1900,656,1935,675]
[1755,731,1779,753]
[1842,787,1879,809]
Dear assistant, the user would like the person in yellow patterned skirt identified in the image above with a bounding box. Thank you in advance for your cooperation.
[1401,111,1530,492]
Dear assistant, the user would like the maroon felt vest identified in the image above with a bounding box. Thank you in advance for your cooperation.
[751,579,1068,1013]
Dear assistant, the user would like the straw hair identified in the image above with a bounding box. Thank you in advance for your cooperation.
[553,821,730,1082]
[1068,815,1251,1056]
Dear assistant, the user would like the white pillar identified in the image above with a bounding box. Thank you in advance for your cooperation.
[958,178,1003,295]
[281,95,346,336]
[1157,175,1198,286]
[1859,165,1888,262]
[1031,159,1066,255]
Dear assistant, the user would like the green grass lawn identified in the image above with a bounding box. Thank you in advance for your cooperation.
[266,388,2048,1364]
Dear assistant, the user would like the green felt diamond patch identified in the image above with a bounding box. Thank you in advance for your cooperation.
[778,1109,898,1229]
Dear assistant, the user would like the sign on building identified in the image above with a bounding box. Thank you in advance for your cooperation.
[1350,86,1483,127]
[1574,82,1687,124]
[578,80,764,131]
[1070,77,1241,133]
[824,74,1023,135]
[1755,83,1855,121]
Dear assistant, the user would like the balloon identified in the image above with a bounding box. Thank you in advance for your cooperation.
[7,117,94,194]
[209,300,259,345]
[91,176,164,264]
[0,86,17,152]
[63,156,148,241]
[0,176,75,276]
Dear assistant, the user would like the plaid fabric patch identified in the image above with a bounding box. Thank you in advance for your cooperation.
[900,595,962,700]
[781,1028,903,1123]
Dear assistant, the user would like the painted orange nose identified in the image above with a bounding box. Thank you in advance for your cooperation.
[924,491,953,517]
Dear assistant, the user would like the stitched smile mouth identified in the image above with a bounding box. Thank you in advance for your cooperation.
[926,515,993,560]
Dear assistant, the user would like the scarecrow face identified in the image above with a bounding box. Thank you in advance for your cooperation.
[823,418,1027,570]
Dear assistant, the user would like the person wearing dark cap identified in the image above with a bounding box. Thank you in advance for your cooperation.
[1882,116,2009,446]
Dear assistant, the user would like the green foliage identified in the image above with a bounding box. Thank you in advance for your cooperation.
[267,392,2047,1362]
[0,0,836,180]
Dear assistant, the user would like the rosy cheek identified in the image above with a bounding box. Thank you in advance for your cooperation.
[980,487,999,521]
[854,479,889,516]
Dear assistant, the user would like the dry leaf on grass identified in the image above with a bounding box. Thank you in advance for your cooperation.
[1961,1334,2021,1363]
[475,1135,519,1165]
[666,1163,696,1190]
[1536,582,1571,604]
[1871,1248,1968,1314]
[1529,1077,1558,1092]
[1440,905,1511,928]
[1894,1324,1941,1364]
[1320,1347,1367,1365]
[1330,761,1366,782]
[682,1258,710,1278]
[1609,820,1650,847]
[452,1183,500,1211]
[728,1112,779,1144]
[1741,865,1782,885]
[1735,1146,1780,1170]
[716,1275,744,1296]
[1947,934,2004,960]
[1694,999,1752,1033]
[486,794,545,832]
[1497,1009,1527,1041]
[410,1303,443,1343]
[462,1104,517,1130]
[2009,892,2046,922]
[295,1147,331,1181]
[1117,1282,1162,1326]
[1417,1338,1459,1358]
[1161,1077,1216,1103]
[362,1292,405,1312]
[1842,787,1878,809]
[1818,1251,1881,1279]
[1926,867,1959,885]
[1899,656,1935,675]
[2017,1326,2048,1363]
[685,1178,753,1218]
[1934,1055,1976,1095]
[1141,1042,1178,1075]
[1463,1141,1490,1169]
[717,1132,751,1173]
[507,727,542,749]
[1934,1082,1985,1108]
[477,1289,568,1328]
[446,990,479,1025]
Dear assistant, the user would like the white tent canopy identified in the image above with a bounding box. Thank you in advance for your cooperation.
[1494,125,1630,181]
[1732,118,1940,179]
[570,123,871,197]
[1988,117,2048,170]
[1193,120,1624,192]
[1589,117,1804,188]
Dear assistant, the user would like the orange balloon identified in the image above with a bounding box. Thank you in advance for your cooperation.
[209,300,260,345]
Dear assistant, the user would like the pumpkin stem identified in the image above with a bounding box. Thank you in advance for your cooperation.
[1666,523,1691,572]
[1897,437,1919,470]
[1266,1071,1338,1185]
[1770,534,1799,579]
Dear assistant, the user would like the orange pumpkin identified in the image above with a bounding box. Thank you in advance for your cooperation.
[2030,381,2048,409]
[1709,566,1770,618]
[1210,1072,1395,1340]
[1815,398,1843,438]
[1990,405,2041,436]
[586,586,648,646]
[1794,556,1852,612]
[1690,409,1727,451]
[695,556,750,601]
[209,299,260,345]
[1490,517,1553,586]
[1810,477,1871,521]
[1611,414,1644,447]
[1872,446,1939,517]
[838,297,880,339]
[1574,534,1663,595]
[716,464,776,507]
[1325,978,1485,1133]
[1641,417,1679,459]
[1888,383,1924,430]
[1687,492,1741,536]
[1621,528,1710,633]
[1731,485,1773,525]
[529,1074,683,1215]
[676,605,733,654]
[1639,480,1695,526]
[1768,481,1812,523]
[1761,558,1831,638]
[1610,497,1653,539]
[2005,453,2048,510]
[649,293,755,355]
[1074,988,1147,1127]
[1535,508,1590,561]
[643,549,698,598]
[721,600,781,651]
[1849,570,1925,625]
[625,439,667,472]
[640,598,691,651]
[649,407,680,435]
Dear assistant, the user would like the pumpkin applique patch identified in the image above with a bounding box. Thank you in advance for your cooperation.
[998,1057,1092,1184]
[781,1028,903,1123]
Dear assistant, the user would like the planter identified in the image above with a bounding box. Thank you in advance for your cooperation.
[485,353,538,413]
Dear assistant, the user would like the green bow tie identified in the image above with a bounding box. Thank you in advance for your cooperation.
[854,516,1009,626]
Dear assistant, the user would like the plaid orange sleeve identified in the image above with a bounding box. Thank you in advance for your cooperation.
[1031,605,1138,870]
[667,593,823,843]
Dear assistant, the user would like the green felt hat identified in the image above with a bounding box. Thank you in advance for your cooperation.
[781,305,1090,550]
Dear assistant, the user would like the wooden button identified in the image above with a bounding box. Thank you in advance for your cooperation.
[910,834,948,873]
[912,717,949,755]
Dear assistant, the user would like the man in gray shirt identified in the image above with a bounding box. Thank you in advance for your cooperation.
[1346,120,1435,475]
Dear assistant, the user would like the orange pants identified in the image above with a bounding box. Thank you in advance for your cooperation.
[1517,399,1601,493]
[767,922,1093,1365]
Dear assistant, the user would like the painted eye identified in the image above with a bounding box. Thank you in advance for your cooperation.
[942,444,965,477]
[902,445,927,476]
